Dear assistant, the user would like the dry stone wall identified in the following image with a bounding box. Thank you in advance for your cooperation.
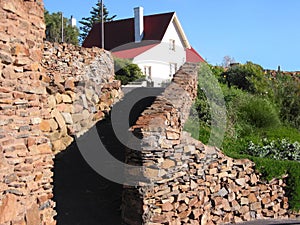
[123,63,300,225]
[0,0,54,224]
[0,0,122,224]
[41,41,122,153]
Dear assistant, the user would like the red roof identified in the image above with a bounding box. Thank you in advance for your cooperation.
[186,47,205,63]
[112,43,158,59]
[83,12,175,50]
[83,11,206,63]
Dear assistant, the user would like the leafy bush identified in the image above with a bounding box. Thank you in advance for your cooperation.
[208,64,226,83]
[269,72,300,130]
[114,57,145,85]
[237,96,280,129]
[242,139,300,161]
[223,61,271,95]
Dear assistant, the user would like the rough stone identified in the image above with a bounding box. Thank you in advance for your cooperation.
[61,112,73,125]
[218,187,228,197]
[236,178,246,187]
[0,194,19,224]
[39,120,51,132]
[162,202,173,211]
[25,203,40,225]
[161,159,175,169]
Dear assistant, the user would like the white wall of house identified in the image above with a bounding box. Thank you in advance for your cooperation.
[133,60,171,87]
[133,20,186,87]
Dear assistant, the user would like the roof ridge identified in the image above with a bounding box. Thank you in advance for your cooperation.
[103,11,175,24]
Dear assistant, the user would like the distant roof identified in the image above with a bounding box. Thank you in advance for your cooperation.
[186,47,205,63]
[83,12,175,50]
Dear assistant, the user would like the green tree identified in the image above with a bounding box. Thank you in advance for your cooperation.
[45,10,80,45]
[223,61,270,95]
[79,2,116,43]
[114,58,145,85]
[271,72,300,130]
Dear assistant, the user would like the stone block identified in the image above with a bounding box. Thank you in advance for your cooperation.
[65,78,75,90]
[250,202,261,211]
[248,193,257,203]
[218,187,228,197]
[36,143,52,154]
[177,203,188,212]
[235,178,246,187]
[61,112,73,124]
[39,120,51,132]
[178,208,191,219]
[25,203,40,225]
[11,44,29,57]
[162,202,173,211]
[61,94,72,103]
[161,159,175,169]
[166,131,180,140]
[0,194,19,224]
[0,53,13,65]
[52,139,65,153]
[152,214,168,223]
[51,109,67,134]
[200,211,210,225]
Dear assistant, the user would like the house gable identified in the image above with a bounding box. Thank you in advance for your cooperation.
[161,14,191,49]
[82,12,175,51]
[83,8,206,86]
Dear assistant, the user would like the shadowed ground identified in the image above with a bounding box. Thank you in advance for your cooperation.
[53,118,124,225]
[53,88,162,225]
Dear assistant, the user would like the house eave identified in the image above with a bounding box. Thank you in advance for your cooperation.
[172,13,191,49]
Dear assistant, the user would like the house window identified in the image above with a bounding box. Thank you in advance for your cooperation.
[169,63,177,77]
[144,66,152,79]
[169,39,175,51]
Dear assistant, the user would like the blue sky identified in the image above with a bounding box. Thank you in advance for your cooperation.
[44,0,300,71]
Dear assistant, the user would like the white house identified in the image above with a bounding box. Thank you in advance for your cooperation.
[83,7,205,87]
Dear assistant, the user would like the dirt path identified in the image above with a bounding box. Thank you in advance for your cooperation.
[53,118,124,225]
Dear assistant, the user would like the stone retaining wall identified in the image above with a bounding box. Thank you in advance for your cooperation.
[41,41,122,153]
[123,63,300,225]
[0,1,54,224]
[0,1,122,224]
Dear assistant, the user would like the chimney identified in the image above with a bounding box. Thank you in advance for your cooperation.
[134,7,144,43]
[69,15,77,27]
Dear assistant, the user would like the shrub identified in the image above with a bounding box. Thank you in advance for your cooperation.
[223,61,271,95]
[208,64,226,84]
[270,72,300,130]
[243,138,300,161]
[114,57,145,85]
[237,96,280,129]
